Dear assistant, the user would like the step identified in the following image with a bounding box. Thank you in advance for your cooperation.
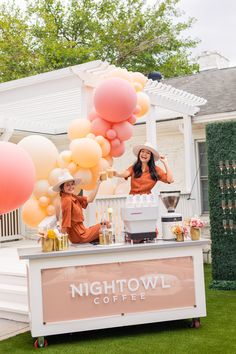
[0,284,27,304]
[0,300,29,323]
[0,273,27,287]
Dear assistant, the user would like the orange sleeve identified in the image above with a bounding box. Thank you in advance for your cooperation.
[125,166,133,180]
[76,196,88,209]
[156,166,169,183]
[61,197,72,228]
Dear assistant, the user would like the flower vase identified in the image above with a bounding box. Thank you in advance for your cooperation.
[190,227,201,241]
[176,233,184,242]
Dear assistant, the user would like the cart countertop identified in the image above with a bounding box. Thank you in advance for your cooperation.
[18,239,210,260]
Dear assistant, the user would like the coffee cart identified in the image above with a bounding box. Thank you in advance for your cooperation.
[18,239,208,347]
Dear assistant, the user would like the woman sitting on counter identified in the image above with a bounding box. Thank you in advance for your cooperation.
[52,170,102,244]
[114,142,174,194]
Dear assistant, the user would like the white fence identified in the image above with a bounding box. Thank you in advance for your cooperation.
[0,209,22,242]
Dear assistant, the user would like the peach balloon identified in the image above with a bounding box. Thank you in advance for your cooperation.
[106,129,117,140]
[98,158,110,172]
[136,92,150,118]
[98,180,114,195]
[0,142,36,215]
[22,199,47,228]
[112,121,133,141]
[86,133,96,139]
[100,138,111,157]
[70,138,102,168]
[90,118,111,137]
[132,72,147,88]
[74,168,92,185]
[68,161,78,174]
[67,119,91,141]
[47,187,58,199]
[18,135,58,180]
[38,196,50,207]
[110,141,125,157]
[94,78,137,122]
[57,155,69,169]
[104,155,113,166]
[95,135,105,145]
[108,68,132,82]
[33,179,50,199]
[48,168,63,186]
[133,82,143,92]
[60,150,72,163]
[46,204,56,216]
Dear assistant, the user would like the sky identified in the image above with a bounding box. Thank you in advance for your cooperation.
[1,0,236,66]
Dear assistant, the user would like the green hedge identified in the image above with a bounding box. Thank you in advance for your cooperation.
[206,121,236,290]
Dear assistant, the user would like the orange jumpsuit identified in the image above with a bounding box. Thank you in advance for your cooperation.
[61,193,100,244]
[127,165,169,195]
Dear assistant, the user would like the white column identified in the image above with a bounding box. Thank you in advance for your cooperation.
[183,115,200,213]
[145,105,157,148]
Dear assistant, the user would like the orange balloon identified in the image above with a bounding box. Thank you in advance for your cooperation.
[100,138,111,157]
[132,72,147,88]
[68,161,78,174]
[60,150,72,163]
[67,119,91,141]
[38,196,50,207]
[33,180,50,199]
[46,204,56,216]
[70,138,102,168]
[136,92,150,118]
[22,199,47,228]
[74,168,92,185]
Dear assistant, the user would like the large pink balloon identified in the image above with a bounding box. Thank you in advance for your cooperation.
[0,142,35,214]
[112,121,133,141]
[90,118,111,137]
[110,141,125,157]
[94,78,137,123]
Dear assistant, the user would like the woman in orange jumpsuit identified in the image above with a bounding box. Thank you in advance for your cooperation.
[52,171,101,244]
[114,142,174,194]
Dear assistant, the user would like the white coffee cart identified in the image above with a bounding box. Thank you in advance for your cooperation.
[18,239,208,347]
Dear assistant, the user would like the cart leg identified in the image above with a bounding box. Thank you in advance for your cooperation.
[190,317,201,329]
[34,336,48,348]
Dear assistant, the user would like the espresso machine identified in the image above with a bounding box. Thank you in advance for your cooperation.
[121,194,159,243]
[160,191,182,240]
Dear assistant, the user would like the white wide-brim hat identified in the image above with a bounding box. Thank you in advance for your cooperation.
[52,170,81,192]
[133,142,159,161]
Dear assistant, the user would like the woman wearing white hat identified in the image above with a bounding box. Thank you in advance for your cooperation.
[114,142,173,195]
[52,170,102,244]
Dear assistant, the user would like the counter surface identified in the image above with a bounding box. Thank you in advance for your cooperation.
[18,239,210,260]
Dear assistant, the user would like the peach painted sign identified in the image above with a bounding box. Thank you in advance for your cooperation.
[41,257,195,323]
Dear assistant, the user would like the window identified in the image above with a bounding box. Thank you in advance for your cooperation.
[198,142,209,213]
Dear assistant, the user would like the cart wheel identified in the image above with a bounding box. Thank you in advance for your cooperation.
[190,318,201,329]
[34,337,48,348]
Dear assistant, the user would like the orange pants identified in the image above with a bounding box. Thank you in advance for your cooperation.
[67,222,100,244]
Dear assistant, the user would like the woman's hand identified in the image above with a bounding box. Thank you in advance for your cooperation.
[159,154,168,164]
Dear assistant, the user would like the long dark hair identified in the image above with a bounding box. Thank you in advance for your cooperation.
[133,151,158,181]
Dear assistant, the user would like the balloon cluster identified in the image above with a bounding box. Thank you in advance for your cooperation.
[17,69,151,228]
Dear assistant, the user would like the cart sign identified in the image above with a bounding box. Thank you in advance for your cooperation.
[41,257,195,323]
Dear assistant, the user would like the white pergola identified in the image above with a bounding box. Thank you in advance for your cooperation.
[0,60,206,195]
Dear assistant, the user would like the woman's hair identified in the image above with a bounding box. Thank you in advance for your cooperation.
[133,150,158,181]
[59,183,65,196]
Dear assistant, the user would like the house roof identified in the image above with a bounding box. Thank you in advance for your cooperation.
[163,66,236,116]
[0,60,206,135]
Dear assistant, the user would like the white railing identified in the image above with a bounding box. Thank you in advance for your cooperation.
[88,193,195,242]
[0,209,22,242]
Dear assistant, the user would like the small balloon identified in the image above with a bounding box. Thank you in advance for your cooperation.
[67,119,91,140]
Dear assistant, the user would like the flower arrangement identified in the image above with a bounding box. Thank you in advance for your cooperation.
[171,225,188,236]
[189,216,204,229]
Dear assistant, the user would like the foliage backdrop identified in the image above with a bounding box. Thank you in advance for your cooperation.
[0,0,199,83]
[206,121,236,290]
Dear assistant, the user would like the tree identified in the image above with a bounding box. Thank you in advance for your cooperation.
[0,0,199,83]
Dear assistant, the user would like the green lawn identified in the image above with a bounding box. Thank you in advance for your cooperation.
[1,265,235,354]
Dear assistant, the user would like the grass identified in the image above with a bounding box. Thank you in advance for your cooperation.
[0,265,235,354]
